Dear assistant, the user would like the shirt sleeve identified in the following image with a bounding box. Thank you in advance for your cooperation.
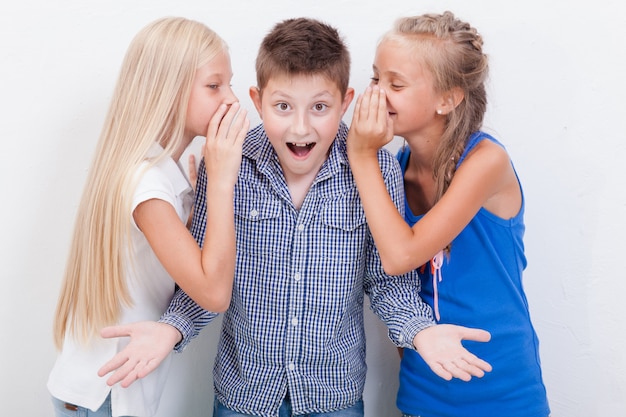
[160,287,218,353]
[363,149,436,350]
[158,157,218,352]
[131,164,176,229]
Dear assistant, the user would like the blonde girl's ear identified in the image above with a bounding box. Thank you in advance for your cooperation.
[437,87,465,115]
[249,86,263,119]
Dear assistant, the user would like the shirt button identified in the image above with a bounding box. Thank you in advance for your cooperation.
[297,224,304,231]
[294,272,301,281]
[291,317,298,326]
[250,209,258,218]
[288,363,295,371]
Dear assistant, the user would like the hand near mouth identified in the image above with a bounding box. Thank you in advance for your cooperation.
[346,86,394,158]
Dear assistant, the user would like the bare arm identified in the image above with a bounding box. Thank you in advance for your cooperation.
[135,103,248,311]
[347,87,517,275]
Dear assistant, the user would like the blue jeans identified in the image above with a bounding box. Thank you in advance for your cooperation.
[213,396,364,417]
[51,394,131,417]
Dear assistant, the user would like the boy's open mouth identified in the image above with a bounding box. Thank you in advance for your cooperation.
[287,142,316,157]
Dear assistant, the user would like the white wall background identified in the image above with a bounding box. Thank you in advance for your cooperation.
[1,0,625,415]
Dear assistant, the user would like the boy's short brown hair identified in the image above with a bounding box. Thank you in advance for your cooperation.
[255,18,351,97]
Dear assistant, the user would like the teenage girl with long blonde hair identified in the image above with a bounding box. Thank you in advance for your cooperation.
[48,17,248,417]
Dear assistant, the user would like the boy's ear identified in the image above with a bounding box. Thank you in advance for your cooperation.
[249,86,263,118]
[340,87,355,116]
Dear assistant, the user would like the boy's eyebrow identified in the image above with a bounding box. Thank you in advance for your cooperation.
[269,89,335,100]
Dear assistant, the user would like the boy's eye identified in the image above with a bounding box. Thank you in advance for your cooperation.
[313,103,327,112]
[276,102,290,111]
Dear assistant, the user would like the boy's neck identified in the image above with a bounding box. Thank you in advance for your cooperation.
[284,170,319,210]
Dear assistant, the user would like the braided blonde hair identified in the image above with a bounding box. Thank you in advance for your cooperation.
[385,11,489,202]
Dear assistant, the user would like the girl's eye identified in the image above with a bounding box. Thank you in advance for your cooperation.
[391,84,404,89]
[207,84,219,90]
[313,103,327,112]
[370,77,380,84]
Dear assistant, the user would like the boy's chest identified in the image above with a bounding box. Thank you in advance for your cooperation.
[233,170,369,263]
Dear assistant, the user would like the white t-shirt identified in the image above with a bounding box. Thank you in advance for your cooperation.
[48,150,193,416]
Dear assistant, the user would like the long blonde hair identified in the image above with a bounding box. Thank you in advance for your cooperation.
[386,11,489,203]
[53,17,227,349]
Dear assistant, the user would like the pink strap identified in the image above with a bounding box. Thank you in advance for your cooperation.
[431,250,444,321]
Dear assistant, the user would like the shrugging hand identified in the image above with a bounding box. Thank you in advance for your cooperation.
[413,324,492,382]
[347,86,394,157]
[97,321,181,388]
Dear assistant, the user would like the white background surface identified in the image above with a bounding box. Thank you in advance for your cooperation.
[1,0,625,415]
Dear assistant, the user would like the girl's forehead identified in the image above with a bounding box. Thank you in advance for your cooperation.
[375,40,429,72]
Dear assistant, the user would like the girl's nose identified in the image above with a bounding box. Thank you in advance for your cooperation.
[223,85,237,105]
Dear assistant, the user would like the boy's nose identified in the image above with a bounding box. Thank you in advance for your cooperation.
[292,111,311,135]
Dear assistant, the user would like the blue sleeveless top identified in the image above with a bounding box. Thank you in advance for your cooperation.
[396,132,550,417]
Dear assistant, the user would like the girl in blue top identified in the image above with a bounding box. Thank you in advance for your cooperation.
[347,11,550,417]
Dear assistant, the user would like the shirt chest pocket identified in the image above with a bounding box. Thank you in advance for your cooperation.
[318,189,368,263]
[234,198,286,258]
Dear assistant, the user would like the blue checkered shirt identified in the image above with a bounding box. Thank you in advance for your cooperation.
[160,122,434,417]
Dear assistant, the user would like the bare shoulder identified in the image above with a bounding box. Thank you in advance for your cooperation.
[465,138,511,168]
[463,139,521,218]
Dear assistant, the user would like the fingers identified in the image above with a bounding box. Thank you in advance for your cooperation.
[228,107,249,146]
[205,102,249,149]
[100,355,146,388]
[207,102,246,141]
[359,86,386,121]
[103,357,136,386]
[351,93,363,125]
[188,154,197,183]
[100,325,131,339]
[435,353,489,382]
[215,102,241,141]
[429,362,453,381]
[463,351,492,373]
[120,370,140,389]
[413,324,493,382]
[351,86,389,141]
[97,353,128,377]
[375,87,388,125]
[205,103,230,141]
[137,357,161,379]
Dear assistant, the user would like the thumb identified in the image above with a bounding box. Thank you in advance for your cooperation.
[100,325,131,339]
[460,327,491,343]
